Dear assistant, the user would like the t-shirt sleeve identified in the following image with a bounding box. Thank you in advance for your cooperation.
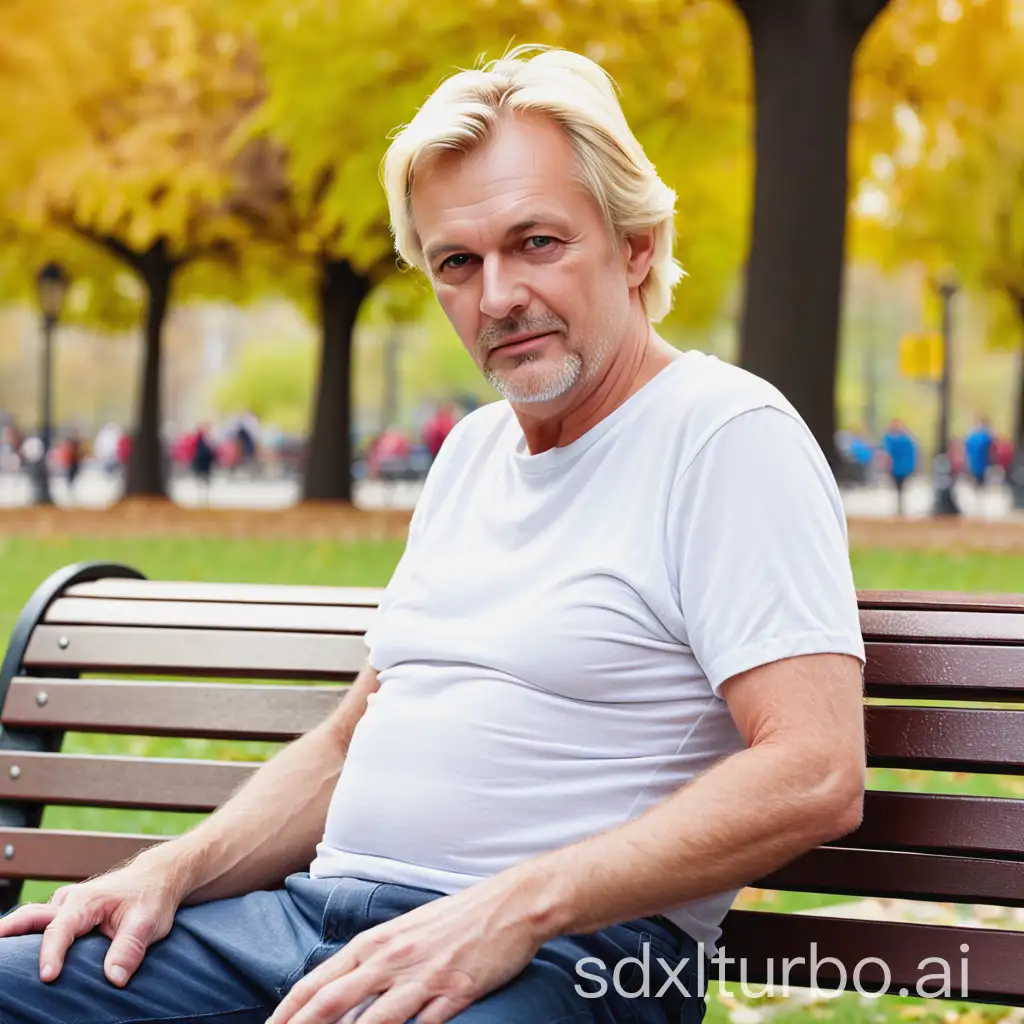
[668,405,866,696]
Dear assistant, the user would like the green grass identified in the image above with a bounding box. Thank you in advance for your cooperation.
[850,547,1024,592]
[4,539,1024,1019]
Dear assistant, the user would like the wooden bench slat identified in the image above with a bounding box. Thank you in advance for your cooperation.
[0,828,165,881]
[866,706,1024,773]
[11,681,1024,772]
[0,752,256,811]
[756,846,1024,906]
[836,791,1024,857]
[64,580,386,606]
[22,625,368,678]
[861,608,1024,644]
[1,678,345,739]
[719,910,1024,1004]
[45,598,375,634]
[864,642,1024,699]
[859,590,1024,613]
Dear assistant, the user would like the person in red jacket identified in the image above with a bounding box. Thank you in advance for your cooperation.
[422,403,457,463]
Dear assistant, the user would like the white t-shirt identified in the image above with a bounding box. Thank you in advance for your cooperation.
[310,350,865,951]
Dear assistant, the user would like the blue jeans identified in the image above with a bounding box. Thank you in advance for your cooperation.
[0,873,707,1023]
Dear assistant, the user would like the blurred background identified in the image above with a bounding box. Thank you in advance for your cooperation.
[0,0,1021,519]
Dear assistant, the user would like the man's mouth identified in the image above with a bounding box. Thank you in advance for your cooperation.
[491,332,557,356]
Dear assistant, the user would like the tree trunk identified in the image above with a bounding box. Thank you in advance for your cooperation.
[302,258,372,502]
[124,241,176,498]
[734,0,890,467]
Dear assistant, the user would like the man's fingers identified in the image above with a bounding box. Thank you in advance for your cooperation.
[0,903,58,938]
[49,886,72,908]
[38,905,98,982]
[103,909,159,987]
[268,951,361,1023]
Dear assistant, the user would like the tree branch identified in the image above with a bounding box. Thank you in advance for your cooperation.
[62,218,145,274]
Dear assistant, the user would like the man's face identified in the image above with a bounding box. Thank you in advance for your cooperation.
[410,114,634,407]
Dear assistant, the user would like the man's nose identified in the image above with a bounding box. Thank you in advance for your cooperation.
[479,254,529,320]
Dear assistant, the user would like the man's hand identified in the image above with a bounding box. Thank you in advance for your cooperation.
[0,855,188,988]
[267,872,548,1024]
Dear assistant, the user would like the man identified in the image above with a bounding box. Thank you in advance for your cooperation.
[0,46,866,1024]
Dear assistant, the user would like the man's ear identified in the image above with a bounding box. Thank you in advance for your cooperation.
[624,228,657,289]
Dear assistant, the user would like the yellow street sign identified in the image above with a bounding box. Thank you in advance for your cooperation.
[898,332,944,381]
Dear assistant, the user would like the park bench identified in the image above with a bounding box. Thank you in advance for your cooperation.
[2,561,1024,1007]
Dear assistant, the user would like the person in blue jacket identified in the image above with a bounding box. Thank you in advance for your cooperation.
[964,416,994,489]
[881,419,918,516]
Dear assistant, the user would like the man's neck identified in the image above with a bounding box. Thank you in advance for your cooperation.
[514,325,681,455]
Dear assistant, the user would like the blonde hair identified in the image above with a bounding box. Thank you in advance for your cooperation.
[382,45,684,322]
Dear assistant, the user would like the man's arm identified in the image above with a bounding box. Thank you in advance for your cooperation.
[516,650,865,937]
[138,661,380,906]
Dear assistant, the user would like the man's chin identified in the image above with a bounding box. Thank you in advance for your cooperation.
[489,373,579,406]
[485,357,582,406]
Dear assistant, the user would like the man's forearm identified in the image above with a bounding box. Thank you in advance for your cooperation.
[129,663,380,906]
[513,737,864,941]
[135,718,346,905]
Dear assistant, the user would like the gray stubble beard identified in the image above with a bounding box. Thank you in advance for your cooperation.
[484,330,614,405]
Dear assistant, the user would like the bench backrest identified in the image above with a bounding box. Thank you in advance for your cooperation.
[2,564,1023,1006]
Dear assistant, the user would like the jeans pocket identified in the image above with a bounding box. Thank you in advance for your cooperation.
[617,930,654,999]
[277,879,355,998]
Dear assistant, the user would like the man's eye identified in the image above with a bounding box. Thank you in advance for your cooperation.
[440,254,472,271]
[525,236,554,250]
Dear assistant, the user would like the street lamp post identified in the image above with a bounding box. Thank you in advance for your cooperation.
[34,262,69,506]
[931,275,960,517]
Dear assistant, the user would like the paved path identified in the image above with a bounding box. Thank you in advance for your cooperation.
[0,469,424,511]
[1,468,1020,520]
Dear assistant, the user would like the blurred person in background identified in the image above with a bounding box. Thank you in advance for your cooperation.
[0,46,865,1024]
[881,418,918,516]
[422,402,457,464]
[994,434,1014,477]
[0,418,25,475]
[375,423,412,485]
[191,423,217,504]
[115,430,132,474]
[94,423,122,477]
[964,415,994,490]
[63,430,84,499]
[234,411,261,476]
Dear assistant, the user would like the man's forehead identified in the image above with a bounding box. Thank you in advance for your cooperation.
[410,116,589,246]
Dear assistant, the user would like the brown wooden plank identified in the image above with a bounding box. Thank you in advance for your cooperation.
[865,706,1024,773]
[833,791,1024,858]
[755,846,1024,906]
[719,910,1024,1004]
[22,626,368,679]
[1,678,346,739]
[0,751,257,811]
[64,580,385,607]
[859,590,1024,614]
[0,828,167,881]
[864,642,1024,700]
[45,598,375,634]
[861,608,1024,644]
